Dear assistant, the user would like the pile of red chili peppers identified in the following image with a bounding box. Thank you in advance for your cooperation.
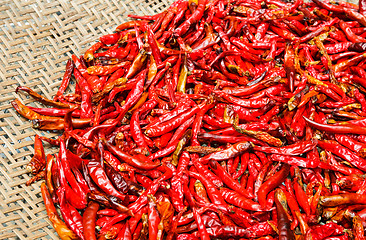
[11,0,366,239]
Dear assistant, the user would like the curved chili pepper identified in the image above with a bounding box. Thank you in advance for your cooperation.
[304,116,366,135]
[105,140,159,170]
[85,42,103,62]
[72,55,102,93]
[210,161,253,198]
[87,160,126,201]
[257,164,290,208]
[220,187,262,211]
[318,140,366,172]
[99,32,121,45]
[174,0,206,36]
[82,201,99,240]
[115,20,141,32]
[16,86,71,109]
[341,21,366,43]
[188,171,230,212]
[55,59,74,100]
[200,141,253,163]
[41,183,79,240]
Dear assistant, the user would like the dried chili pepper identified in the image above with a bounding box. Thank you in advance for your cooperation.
[83,201,99,240]
[41,183,79,240]
[258,164,290,208]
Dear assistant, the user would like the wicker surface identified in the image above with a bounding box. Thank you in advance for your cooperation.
[0,0,173,239]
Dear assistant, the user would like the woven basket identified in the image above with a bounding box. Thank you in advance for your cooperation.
[0,0,173,239]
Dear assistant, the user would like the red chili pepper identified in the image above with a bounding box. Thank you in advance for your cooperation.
[72,55,102,93]
[100,32,121,45]
[41,183,79,240]
[87,160,126,201]
[257,164,290,208]
[26,134,46,175]
[105,140,160,170]
[147,195,160,240]
[192,207,210,240]
[145,104,202,137]
[220,187,262,211]
[293,179,310,216]
[55,59,74,100]
[83,201,99,240]
[18,1,366,239]
[200,141,253,163]
[188,171,230,212]
[318,140,366,172]
[175,0,206,36]
[59,138,88,204]
[275,189,295,240]
[85,42,103,62]
[210,161,253,198]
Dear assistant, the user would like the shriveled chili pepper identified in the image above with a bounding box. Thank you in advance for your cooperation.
[318,140,366,172]
[200,141,253,163]
[210,161,253,198]
[16,86,71,109]
[275,189,295,240]
[41,183,79,240]
[55,59,74,100]
[105,140,159,170]
[83,201,99,240]
[188,171,230,213]
[87,160,126,201]
[320,193,366,207]
[147,195,160,240]
[26,134,46,175]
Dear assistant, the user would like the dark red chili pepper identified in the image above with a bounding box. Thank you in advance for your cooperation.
[83,201,99,240]
[87,160,126,201]
[275,189,295,240]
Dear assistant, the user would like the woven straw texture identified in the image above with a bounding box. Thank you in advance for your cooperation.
[0,0,173,239]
